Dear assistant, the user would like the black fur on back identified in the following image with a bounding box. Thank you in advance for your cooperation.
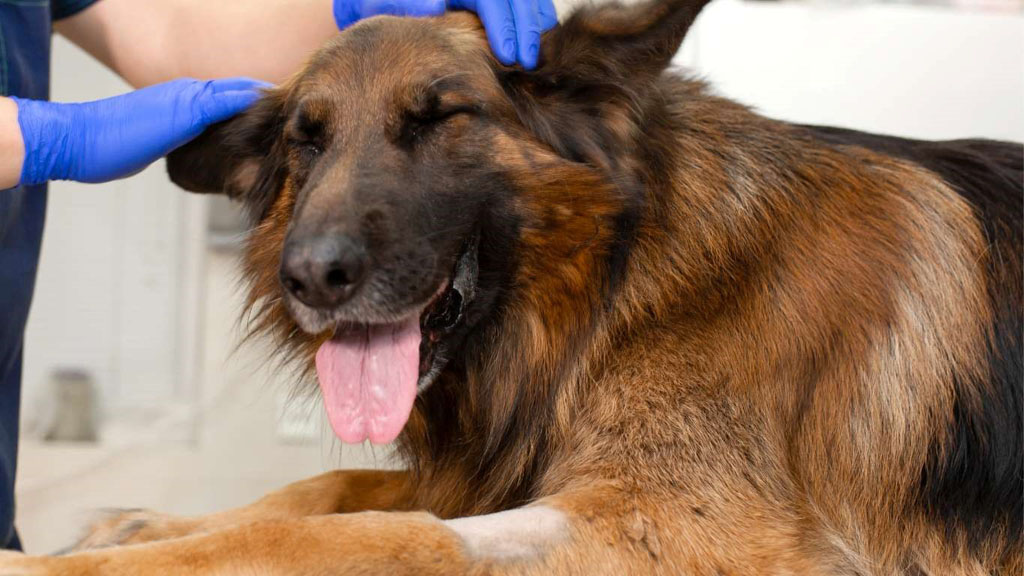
[804,125,1023,553]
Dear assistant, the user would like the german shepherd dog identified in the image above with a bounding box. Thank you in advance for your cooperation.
[3,0,1020,574]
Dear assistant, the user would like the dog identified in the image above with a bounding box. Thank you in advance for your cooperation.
[2,0,1020,573]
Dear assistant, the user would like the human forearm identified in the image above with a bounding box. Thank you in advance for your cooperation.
[57,0,558,89]
[55,0,338,87]
[0,98,25,190]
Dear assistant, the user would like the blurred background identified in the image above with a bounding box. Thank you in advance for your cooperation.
[15,0,1024,554]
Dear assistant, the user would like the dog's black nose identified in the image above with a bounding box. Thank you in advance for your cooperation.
[280,235,367,310]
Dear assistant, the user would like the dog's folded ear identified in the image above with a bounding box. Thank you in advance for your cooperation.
[167,91,287,221]
[501,0,710,166]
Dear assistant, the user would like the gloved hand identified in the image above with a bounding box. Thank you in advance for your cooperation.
[333,0,558,69]
[14,77,270,186]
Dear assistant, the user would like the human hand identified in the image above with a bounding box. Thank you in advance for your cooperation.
[333,0,557,69]
[14,77,270,186]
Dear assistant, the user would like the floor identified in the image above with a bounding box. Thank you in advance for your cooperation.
[14,249,396,555]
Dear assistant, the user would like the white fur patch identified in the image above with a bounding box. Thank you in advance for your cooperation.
[443,506,569,560]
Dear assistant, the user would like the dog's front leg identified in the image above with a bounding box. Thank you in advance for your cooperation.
[1,511,471,576]
[0,486,661,576]
[72,469,410,551]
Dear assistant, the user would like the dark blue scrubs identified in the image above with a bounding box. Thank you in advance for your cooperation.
[0,0,99,551]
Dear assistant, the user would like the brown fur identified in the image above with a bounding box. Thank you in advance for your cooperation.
[2,1,1020,574]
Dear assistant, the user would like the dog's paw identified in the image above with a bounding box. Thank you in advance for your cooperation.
[70,509,200,552]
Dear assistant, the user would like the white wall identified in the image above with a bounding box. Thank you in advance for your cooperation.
[678,0,1024,142]
[21,37,206,437]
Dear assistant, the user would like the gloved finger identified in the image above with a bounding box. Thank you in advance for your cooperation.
[450,0,516,66]
[206,77,274,95]
[334,0,358,29]
[537,0,557,31]
[510,0,541,69]
[199,89,266,125]
[364,0,445,18]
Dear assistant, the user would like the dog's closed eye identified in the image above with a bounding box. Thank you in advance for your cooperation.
[399,106,476,149]
[287,105,329,167]
[289,138,324,164]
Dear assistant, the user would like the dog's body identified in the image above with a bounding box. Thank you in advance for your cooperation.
[3,0,1020,574]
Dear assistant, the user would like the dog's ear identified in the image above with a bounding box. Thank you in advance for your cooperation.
[167,90,288,220]
[540,0,709,83]
[501,0,709,165]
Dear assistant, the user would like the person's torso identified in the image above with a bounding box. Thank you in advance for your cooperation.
[0,1,53,100]
[0,0,100,550]
[0,0,53,551]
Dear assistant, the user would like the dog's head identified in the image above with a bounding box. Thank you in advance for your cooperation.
[168,0,708,445]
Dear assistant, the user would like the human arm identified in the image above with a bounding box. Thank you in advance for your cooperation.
[0,99,25,190]
[55,0,340,87]
[55,0,559,89]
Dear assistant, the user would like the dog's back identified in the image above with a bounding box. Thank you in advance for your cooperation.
[803,126,1023,565]
[577,67,1024,570]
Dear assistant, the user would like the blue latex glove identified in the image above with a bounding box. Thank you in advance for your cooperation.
[333,0,557,69]
[14,77,270,186]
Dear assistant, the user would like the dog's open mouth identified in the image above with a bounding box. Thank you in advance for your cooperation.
[314,238,478,445]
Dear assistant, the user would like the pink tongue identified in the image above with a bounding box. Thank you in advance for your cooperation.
[315,318,421,445]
